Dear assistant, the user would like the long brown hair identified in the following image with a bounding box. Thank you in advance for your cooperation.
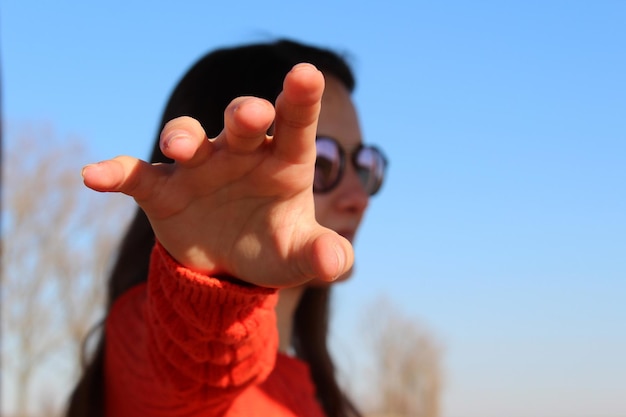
[65,39,361,417]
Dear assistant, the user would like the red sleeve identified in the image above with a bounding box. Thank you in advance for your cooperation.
[105,242,279,417]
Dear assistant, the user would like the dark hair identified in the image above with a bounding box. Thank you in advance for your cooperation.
[66,39,361,417]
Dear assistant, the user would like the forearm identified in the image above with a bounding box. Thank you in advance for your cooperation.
[105,242,279,416]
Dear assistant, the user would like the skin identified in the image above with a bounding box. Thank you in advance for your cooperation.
[313,75,369,254]
[276,74,370,352]
[82,63,369,352]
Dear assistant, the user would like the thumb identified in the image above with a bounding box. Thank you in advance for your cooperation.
[302,230,354,283]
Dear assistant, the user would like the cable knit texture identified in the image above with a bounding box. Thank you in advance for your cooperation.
[105,243,327,417]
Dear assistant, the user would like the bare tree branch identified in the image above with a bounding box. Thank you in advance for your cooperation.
[363,297,443,417]
[2,123,133,417]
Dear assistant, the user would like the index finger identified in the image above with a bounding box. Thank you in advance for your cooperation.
[272,63,325,164]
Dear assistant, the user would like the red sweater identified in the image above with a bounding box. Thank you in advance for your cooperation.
[105,243,327,417]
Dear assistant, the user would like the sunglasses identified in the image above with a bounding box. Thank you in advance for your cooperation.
[314,136,388,196]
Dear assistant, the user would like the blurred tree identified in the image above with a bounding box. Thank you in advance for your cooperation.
[363,297,443,417]
[1,124,133,417]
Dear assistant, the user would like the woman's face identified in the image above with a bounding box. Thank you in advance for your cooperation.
[313,75,369,279]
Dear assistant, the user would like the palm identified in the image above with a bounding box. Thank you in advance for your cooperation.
[82,64,353,287]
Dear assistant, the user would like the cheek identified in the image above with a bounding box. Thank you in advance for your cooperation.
[313,195,333,227]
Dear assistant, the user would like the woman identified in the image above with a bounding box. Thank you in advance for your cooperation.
[68,39,387,417]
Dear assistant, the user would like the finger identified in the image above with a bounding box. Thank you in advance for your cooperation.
[298,230,354,282]
[81,155,164,202]
[222,96,275,153]
[272,63,325,164]
[160,116,213,168]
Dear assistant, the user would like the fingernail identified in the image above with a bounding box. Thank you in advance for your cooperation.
[333,243,346,281]
[161,130,188,150]
[292,62,316,72]
[81,163,100,177]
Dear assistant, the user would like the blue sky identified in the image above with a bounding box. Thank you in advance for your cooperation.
[3,1,625,416]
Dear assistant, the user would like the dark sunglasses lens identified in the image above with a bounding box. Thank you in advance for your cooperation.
[355,147,386,195]
[314,138,342,193]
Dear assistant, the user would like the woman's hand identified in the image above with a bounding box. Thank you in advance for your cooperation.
[82,64,353,288]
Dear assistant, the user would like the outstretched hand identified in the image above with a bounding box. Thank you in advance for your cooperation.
[82,64,354,287]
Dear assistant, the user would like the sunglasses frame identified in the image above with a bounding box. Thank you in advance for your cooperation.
[314,136,388,196]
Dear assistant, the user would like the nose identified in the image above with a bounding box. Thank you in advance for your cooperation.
[336,163,369,214]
